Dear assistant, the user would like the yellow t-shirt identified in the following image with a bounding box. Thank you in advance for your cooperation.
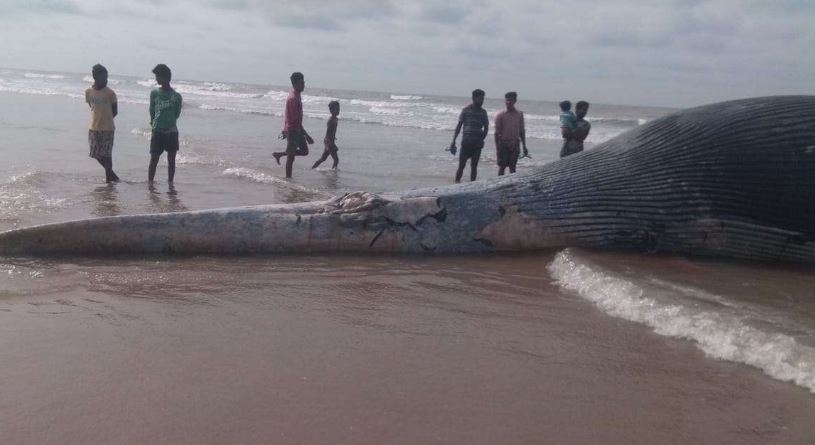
[85,86,117,131]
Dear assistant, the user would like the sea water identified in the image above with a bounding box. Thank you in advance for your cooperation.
[1,68,814,444]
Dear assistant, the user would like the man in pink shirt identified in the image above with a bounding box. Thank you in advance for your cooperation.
[493,91,528,176]
[273,72,314,178]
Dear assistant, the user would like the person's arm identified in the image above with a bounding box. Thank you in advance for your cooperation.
[451,109,464,148]
[451,121,463,148]
[520,112,528,155]
[111,91,118,118]
[149,91,156,126]
[85,89,91,109]
[325,118,337,143]
[494,114,502,151]
[481,111,489,140]
[561,126,573,139]
[175,93,182,119]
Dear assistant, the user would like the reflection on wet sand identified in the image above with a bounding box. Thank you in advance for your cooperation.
[90,184,120,217]
[148,183,188,213]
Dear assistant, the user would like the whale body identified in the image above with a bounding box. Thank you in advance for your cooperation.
[0,96,813,261]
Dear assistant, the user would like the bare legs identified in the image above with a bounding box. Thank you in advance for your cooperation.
[455,155,480,183]
[312,150,339,170]
[273,139,309,178]
[148,151,177,183]
[498,164,516,176]
[95,157,119,183]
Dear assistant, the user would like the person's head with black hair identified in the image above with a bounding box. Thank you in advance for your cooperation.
[471,89,485,108]
[328,100,340,116]
[559,100,571,112]
[290,71,305,93]
[575,101,590,119]
[152,64,172,88]
[91,64,108,89]
[504,91,517,110]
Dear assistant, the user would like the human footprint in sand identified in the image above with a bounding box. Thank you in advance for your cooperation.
[312,101,341,170]
[273,72,314,178]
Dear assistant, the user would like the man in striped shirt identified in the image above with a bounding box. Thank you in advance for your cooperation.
[450,89,490,182]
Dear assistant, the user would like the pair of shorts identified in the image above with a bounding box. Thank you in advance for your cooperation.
[150,131,179,155]
[286,130,309,156]
[460,139,484,160]
[497,141,520,168]
[88,130,114,159]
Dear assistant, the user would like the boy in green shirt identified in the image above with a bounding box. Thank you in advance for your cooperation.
[148,64,182,183]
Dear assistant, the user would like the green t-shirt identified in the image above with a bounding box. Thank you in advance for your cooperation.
[149,88,182,131]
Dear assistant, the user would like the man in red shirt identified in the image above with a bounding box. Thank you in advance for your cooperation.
[273,72,314,178]
[493,91,528,176]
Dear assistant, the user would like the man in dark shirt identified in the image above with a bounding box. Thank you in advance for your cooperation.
[450,89,489,182]
[559,101,591,158]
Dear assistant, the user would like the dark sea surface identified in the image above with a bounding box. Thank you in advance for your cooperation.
[1,68,814,444]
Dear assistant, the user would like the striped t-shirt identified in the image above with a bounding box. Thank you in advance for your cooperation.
[458,104,489,143]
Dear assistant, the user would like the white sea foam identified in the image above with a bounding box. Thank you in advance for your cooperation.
[390,95,423,100]
[198,104,278,116]
[172,84,262,99]
[81,76,122,85]
[548,249,815,393]
[137,79,157,88]
[23,73,64,79]
[0,84,83,100]
[222,168,329,197]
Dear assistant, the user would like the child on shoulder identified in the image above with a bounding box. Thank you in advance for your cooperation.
[559,100,576,130]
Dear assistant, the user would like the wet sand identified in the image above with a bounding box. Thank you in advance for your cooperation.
[1,254,813,444]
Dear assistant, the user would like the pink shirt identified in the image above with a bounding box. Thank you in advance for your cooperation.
[283,90,303,133]
[495,109,524,143]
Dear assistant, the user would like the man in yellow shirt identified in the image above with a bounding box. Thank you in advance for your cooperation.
[85,64,119,183]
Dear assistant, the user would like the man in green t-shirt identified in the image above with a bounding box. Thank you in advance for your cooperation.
[148,64,183,183]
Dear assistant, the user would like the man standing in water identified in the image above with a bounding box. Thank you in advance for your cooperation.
[560,101,591,158]
[85,64,119,183]
[148,64,183,183]
[494,91,528,176]
[273,72,314,178]
[450,89,489,182]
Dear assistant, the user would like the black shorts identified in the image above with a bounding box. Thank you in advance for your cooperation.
[460,139,484,160]
[497,141,520,168]
[286,130,309,156]
[150,131,179,155]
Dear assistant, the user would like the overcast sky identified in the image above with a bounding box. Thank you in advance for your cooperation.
[0,0,812,107]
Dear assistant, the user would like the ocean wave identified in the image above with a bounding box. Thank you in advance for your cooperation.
[548,249,815,393]
[391,95,423,100]
[175,153,228,167]
[222,168,330,197]
[199,104,279,116]
[172,84,264,99]
[23,73,64,79]
[81,76,122,85]
[0,84,84,100]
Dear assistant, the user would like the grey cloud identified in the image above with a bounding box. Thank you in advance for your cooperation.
[0,0,81,14]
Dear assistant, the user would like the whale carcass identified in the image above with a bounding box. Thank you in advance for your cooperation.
[0,96,813,261]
